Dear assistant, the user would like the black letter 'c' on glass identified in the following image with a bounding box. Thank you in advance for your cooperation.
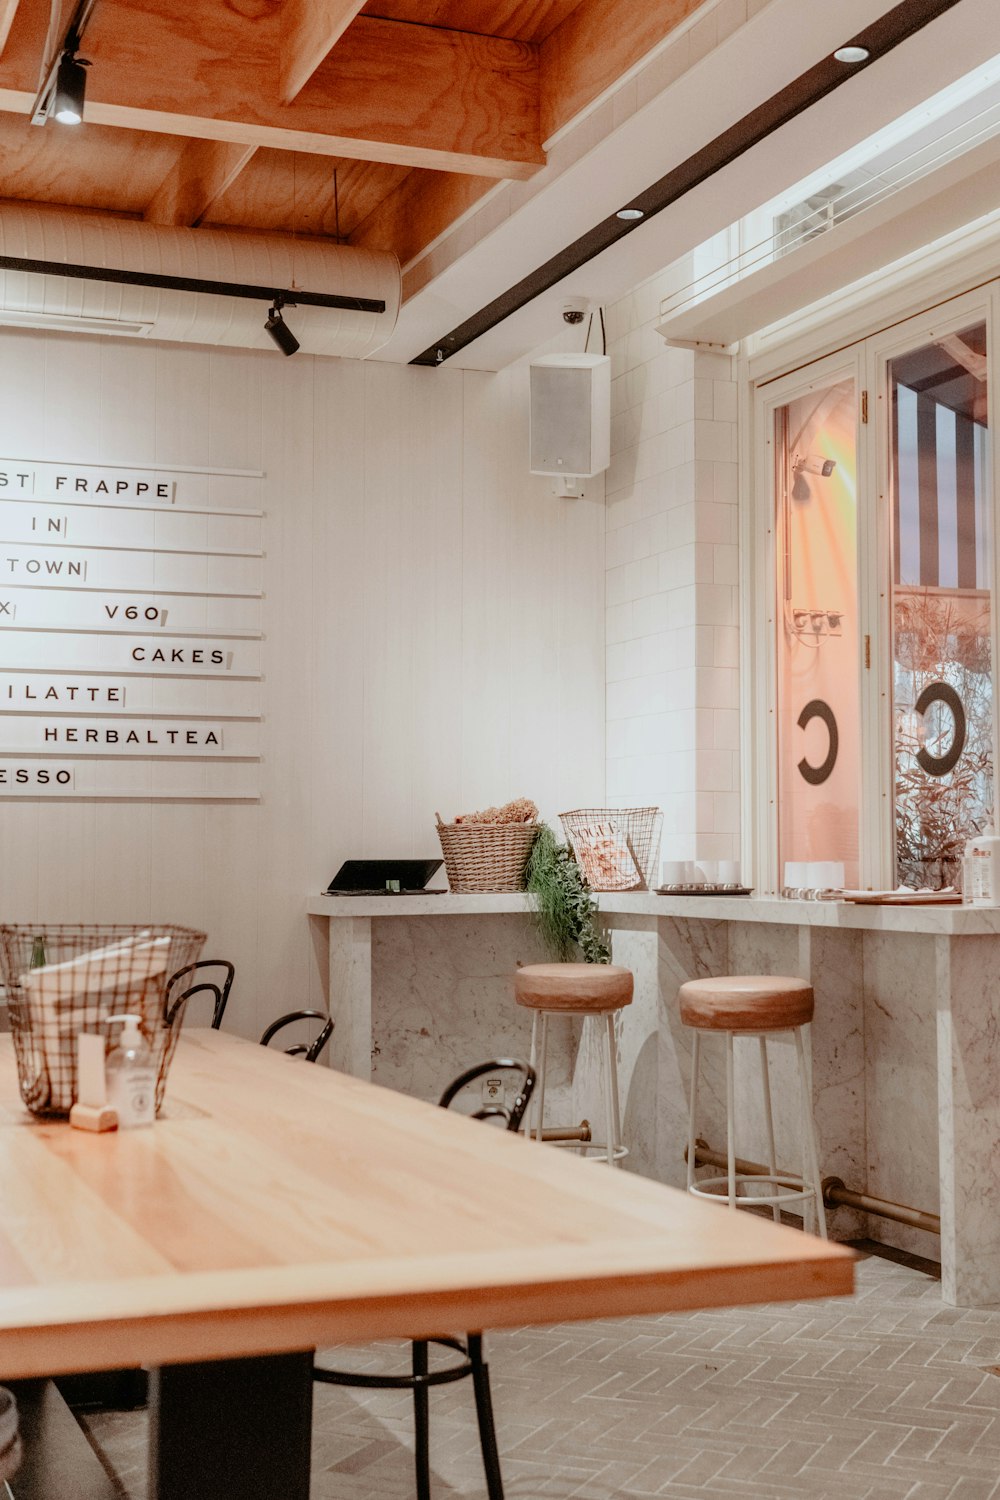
[914,681,966,777]
[797,699,838,785]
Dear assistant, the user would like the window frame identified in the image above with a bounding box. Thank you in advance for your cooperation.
[747,283,998,892]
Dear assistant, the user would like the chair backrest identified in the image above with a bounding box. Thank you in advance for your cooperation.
[437,1059,536,1132]
[259,1009,334,1064]
[164,960,235,1029]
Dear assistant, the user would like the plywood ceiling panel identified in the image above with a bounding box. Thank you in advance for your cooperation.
[359,0,586,43]
[0,113,184,215]
[205,149,411,239]
[0,0,708,303]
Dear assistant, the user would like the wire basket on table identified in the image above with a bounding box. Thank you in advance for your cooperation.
[559,807,663,892]
[436,817,540,893]
[0,924,206,1117]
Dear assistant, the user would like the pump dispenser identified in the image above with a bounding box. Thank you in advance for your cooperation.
[105,1014,155,1128]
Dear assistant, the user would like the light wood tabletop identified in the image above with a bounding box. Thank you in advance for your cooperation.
[0,1029,853,1380]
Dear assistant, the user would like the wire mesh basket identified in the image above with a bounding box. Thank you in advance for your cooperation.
[0,924,206,1117]
[559,807,663,891]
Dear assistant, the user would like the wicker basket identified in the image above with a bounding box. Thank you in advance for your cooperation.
[0,924,206,1117]
[559,807,663,891]
[436,817,540,893]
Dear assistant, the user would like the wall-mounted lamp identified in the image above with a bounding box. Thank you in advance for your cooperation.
[52,52,90,125]
[264,296,300,356]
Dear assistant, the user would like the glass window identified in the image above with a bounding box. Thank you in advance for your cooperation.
[889,322,993,889]
[774,378,860,887]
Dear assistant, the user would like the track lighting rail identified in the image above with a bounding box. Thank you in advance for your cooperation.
[0,254,386,315]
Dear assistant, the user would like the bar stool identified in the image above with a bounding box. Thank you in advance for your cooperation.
[679,974,827,1238]
[514,963,633,1166]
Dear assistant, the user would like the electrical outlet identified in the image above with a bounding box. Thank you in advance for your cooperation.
[481,1075,505,1106]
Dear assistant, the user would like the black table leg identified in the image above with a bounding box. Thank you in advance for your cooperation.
[148,1350,314,1500]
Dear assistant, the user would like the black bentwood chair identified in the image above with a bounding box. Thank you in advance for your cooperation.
[314,1058,536,1500]
[164,959,235,1030]
[260,1009,334,1063]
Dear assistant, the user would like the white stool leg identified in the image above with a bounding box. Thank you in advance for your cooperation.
[534,1012,549,1144]
[794,1024,827,1239]
[526,1012,539,1142]
[758,1035,780,1224]
[603,1010,622,1168]
[726,1030,736,1210]
[686,1032,701,1194]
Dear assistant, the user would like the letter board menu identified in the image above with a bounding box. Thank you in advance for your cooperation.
[0,460,262,798]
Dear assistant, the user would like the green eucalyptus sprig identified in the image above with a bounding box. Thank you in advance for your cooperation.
[525,824,611,964]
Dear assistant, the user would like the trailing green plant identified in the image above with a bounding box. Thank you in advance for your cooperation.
[525,824,611,964]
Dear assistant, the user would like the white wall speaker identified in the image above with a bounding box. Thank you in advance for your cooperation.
[529,353,611,481]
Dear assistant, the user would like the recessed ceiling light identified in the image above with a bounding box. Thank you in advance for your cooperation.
[834,45,870,63]
[616,208,644,221]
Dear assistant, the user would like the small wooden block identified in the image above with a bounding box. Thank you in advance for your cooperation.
[69,1103,118,1133]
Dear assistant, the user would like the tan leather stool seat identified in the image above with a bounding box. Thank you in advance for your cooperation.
[678,974,813,1032]
[514,963,633,1013]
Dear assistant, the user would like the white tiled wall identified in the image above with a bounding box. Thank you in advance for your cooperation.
[604,264,740,865]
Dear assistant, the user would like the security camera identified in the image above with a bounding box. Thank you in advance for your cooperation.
[793,452,836,477]
[562,299,588,325]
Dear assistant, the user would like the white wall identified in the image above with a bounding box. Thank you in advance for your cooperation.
[604,264,741,866]
[0,329,606,1036]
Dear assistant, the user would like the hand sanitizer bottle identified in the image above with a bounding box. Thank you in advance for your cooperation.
[105,1015,156,1128]
[965,832,1000,906]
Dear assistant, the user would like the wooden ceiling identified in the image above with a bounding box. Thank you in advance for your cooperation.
[0,0,704,279]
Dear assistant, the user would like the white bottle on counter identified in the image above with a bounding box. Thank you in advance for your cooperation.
[105,1014,156,1128]
[964,832,1000,906]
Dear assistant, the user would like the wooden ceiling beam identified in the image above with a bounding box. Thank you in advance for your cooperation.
[351,170,497,273]
[350,0,707,275]
[145,139,258,228]
[281,0,368,104]
[351,0,711,276]
[0,7,545,179]
[0,0,22,59]
[540,0,704,140]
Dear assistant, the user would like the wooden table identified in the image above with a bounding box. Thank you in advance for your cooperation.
[0,1030,854,1497]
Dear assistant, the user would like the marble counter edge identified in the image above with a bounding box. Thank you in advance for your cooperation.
[306,892,1000,935]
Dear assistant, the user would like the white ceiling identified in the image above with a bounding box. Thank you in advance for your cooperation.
[375,0,1000,371]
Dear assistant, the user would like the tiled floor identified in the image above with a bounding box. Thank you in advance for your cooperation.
[77,1244,1000,1499]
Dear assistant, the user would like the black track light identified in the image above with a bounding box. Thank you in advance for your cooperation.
[53,52,89,125]
[264,297,300,356]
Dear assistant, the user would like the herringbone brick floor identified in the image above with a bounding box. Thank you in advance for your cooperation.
[79,1245,1000,1499]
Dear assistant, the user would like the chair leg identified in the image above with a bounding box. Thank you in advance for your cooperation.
[526,1012,539,1141]
[758,1035,780,1224]
[412,1340,431,1500]
[686,1031,701,1194]
[726,1031,736,1210]
[602,1011,622,1167]
[794,1025,828,1240]
[468,1335,505,1500]
[534,1013,549,1143]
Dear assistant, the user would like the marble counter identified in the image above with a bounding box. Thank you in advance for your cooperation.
[307,889,1000,934]
[308,890,1000,1309]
